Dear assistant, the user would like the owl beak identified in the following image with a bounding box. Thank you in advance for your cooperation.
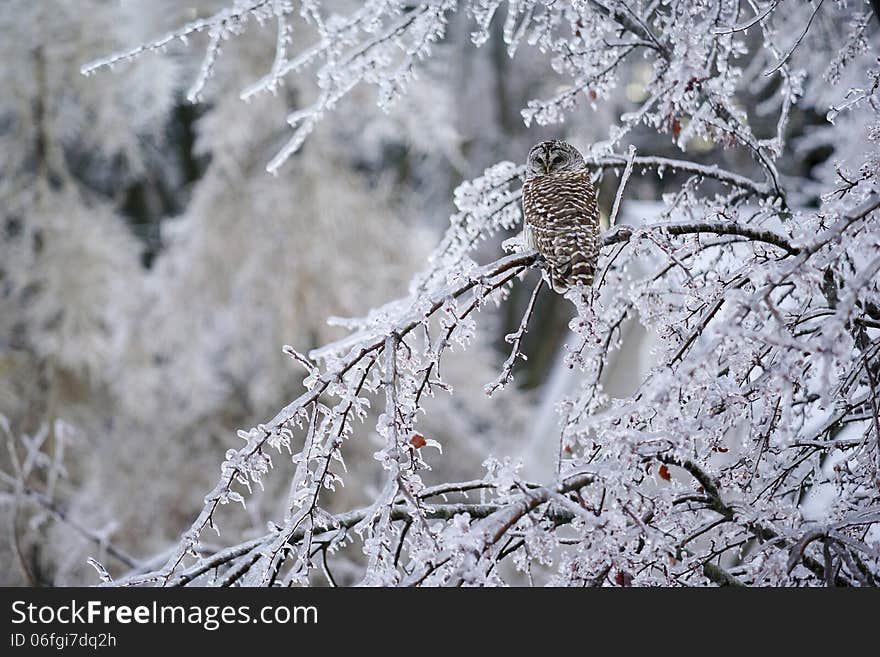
[545,162,551,174]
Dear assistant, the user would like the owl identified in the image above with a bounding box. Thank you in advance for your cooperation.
[522,140,601,294]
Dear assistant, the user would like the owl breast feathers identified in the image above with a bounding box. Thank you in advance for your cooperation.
[522,140,601,294]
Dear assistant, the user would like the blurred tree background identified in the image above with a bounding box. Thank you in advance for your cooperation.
[1,1,874,585]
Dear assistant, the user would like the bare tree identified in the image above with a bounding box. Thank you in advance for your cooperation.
[8,0,878,586]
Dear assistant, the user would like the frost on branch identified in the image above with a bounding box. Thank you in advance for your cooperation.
[5,0,879,586]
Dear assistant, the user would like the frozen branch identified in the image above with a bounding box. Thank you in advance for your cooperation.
[485,276,544,396]
[62,0,880,588]
[607,145,637,228]
[593,154,775,198]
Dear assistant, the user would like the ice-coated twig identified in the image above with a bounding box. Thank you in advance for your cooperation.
[68,1,880,588]
[764,0,825,77]
[593,153,773,198]
[607,144,637,228]
[239,6,293,100]
[714,0,781,35]
[402,472,596,586]
[81,1,274,77]
[485,276,544,396]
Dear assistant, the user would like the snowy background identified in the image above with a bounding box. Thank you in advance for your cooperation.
[2,1,879,586]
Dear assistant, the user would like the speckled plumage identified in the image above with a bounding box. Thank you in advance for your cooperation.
[522,140,601,294]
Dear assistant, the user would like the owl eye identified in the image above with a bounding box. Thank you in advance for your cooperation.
[551,153,566,166]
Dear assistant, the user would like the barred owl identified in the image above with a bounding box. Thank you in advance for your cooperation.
[522,140,601,294]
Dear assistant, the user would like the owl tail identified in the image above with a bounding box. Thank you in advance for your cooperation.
[551,259,595,297]
[549,269,571,295]
[568,257,596,290]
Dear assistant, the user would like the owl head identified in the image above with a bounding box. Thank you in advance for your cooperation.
[525,140,586,178]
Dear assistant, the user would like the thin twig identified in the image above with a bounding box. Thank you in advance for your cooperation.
[608,145,637,228]
[764,0,825,77]
[485,276,545,396]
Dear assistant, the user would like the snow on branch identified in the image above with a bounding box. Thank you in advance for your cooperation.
[71,0,880,586]
[103,182,879,585]
[82,0,815,181]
